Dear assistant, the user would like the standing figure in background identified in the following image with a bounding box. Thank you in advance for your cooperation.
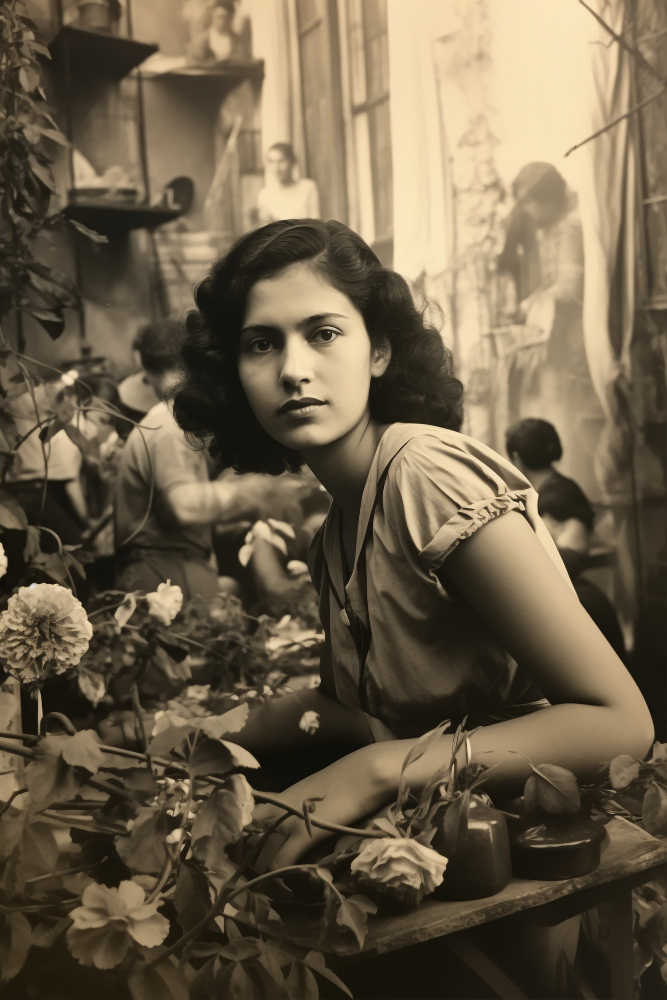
[114,320,241,603]
[257,143,320,224]
[506,418,626,662]
[496,162,601,494]
[182,0,248,65]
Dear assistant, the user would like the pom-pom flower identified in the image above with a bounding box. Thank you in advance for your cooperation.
[145,580,183,626]
[0,583,93,684]
[67,880,169,970]
[0,541,7,580]
[350,837,448,906]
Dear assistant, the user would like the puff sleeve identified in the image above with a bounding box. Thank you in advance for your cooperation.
[384,432,536,575]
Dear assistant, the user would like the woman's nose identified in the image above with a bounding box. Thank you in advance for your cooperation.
[278,338,313,388]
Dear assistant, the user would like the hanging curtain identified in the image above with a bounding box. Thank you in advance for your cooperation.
[577,0,636,502]
[386,0,460,321]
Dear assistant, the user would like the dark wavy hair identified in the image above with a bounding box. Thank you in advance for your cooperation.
[172,219,464,475]
[506,418,562,470]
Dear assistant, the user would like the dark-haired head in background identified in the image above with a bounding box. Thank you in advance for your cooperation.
[172,218,463,476]
[506,417,625,661]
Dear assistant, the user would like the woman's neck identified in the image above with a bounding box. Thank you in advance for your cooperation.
[303,416,388,525]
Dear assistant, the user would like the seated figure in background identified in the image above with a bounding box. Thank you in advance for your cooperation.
[506,417,625,661]
[257,143,320,224]
[114,319,241,603]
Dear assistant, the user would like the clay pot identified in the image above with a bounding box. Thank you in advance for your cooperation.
[75,1,114,33]
[431,794,512,901]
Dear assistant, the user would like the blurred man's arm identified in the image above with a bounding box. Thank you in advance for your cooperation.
[166,481,244,526]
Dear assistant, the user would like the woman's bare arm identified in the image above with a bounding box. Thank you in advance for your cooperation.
[371,510,652,799]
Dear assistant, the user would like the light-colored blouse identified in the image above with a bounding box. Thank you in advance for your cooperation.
[308,423,572,741]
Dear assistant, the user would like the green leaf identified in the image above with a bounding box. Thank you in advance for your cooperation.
[335,894,374,949]
[186,736,239,778]
[27,307,65,340]
[38,127,69,146]
[199,704,249,739]
[286,962,319,1000]
[643,783,667,836]
[18,821,60,883]
[0,806,27,861]
[61,730,105,773]
[147,723,197,758]
[23,525,42,561]
[609,755,641,791]
[0,912,32,982]
[128,954,191,1000]
[31,917,70,949]
[67,218,108,243]
[25,735,80,812]
[523,762,580,815]
[152,644,191,684]
[191,775,253,868]
[173,864,211,933]
[302,951,353,998]
[116,806,169,875]
[0,489,29,530]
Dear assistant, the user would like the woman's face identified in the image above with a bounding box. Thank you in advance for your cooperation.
[238,263,389,455]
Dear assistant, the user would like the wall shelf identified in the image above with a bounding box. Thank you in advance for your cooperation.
[145,58,264,95]
[64,201,182,237]
[48,26,158,80]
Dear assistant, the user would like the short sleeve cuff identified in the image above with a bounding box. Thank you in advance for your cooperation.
[420,490,529,571]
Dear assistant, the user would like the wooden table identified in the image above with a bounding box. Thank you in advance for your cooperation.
[294,819,667,999]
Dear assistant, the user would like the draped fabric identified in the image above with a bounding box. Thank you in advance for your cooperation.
[387,0,459,290]
[577,0,637,503]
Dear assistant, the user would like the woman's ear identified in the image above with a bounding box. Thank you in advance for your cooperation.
[370,338,391,378]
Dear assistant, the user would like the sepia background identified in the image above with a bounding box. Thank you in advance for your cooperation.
[8,0,667,732]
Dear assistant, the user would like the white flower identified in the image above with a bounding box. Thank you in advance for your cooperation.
[299,710,320,735]
[351,837,448,899]
[66,880,169,970]
[183,684,210,702]
[145,581,183,626]
[0,584,93,684]
[0,541,7,580]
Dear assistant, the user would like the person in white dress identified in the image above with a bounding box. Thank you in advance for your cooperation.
[257,143,320,223]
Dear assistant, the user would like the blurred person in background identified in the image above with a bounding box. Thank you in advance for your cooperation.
[506,418,625,661]
[114,319,242,602]
[257,143,320,224]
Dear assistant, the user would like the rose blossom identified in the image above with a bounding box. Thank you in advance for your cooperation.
[0,583,93,683]
[67,880,169,970]
[145,580,183,626]
[350,837,448,902]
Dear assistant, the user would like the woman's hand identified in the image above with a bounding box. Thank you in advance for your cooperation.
[251,743,392,870]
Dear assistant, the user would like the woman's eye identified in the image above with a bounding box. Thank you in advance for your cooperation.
[249,338,274,354]
[311,327,340,344]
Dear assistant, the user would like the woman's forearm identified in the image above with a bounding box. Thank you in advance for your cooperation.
[369,702,653,805]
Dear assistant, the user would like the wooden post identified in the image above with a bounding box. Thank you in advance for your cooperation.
[607,888,635,1000]
[0,677,23,802]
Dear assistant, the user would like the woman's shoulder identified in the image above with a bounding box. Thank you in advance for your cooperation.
[380,422,532,502]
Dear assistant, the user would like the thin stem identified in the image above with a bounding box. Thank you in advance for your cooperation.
[253,790,386,840]
[0,788,27,819]
[25,858,108,884]
[146,864,324,970]
[131,682,153,774]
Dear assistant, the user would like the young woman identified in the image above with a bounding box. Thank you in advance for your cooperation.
[173,220,652,872]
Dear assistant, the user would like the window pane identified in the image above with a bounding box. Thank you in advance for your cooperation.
[368,97,392,240]
[363,0,389,101]
[346,0,366,106]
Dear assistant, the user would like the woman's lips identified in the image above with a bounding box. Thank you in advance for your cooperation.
[278,398,326,418]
